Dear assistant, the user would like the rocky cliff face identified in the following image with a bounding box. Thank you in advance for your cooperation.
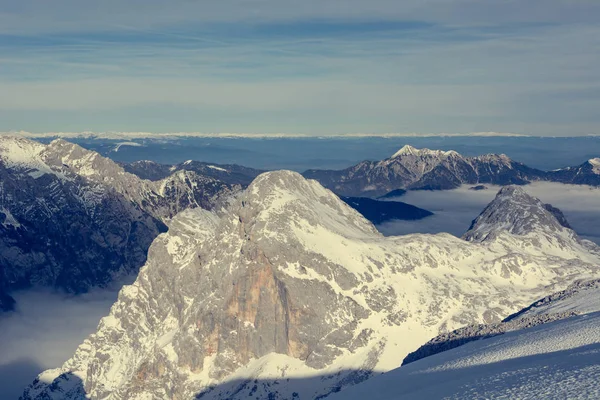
[0,136,239,310]
[303,145,546,196]
[22,171,600,400]
[462,186,600,263]
[545,158,600,186]
[303,145,599,197]
[123,159,264,186]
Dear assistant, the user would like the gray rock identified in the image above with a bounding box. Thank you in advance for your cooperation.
[0,136,239,307]
[22,171,600,400]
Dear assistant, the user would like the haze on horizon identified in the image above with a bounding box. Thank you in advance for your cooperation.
[1,0,599,136]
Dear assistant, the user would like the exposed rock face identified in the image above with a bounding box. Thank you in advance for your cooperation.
[0,136,239,308]
[23,171,600,400]
[43,139,239,220]
[546,158,600,186]
[303,145,545,197]
[303,145,600,197]
[464,186,581,242]
[123,159,263,186]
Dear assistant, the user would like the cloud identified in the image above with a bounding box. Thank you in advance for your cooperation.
[1,1,599,35]
[1,1,599,134]
[0,285,124,397]
[377,182,600,244]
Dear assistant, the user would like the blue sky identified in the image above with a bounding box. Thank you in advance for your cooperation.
[1,0,599,135]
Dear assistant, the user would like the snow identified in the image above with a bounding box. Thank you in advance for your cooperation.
[515,281,600,318]
[0,136,58,178]
[113,142,143,152]
[589,158,600,174]
[391,145,454,158]
[0,207,21,228]
[207,165,227,172]
[21,170,600,400]
[332,312,600,400]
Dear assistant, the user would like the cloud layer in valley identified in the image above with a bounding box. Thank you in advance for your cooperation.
[0,285,124,398]
[377,182,600,245]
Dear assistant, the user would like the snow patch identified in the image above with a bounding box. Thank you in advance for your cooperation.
[589,158,600,174]
[113,142,143,152]
[207,165,227,172]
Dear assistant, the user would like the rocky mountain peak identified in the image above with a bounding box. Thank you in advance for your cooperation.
[391,145,457,159]
[0,135,47,171]
[244,170,379,238]
[463,185,572,242]
[23,172,600,400]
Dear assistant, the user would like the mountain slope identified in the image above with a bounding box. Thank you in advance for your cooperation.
[545,158,600,186]
[340,196,433,224]
[304,145,598,197]
[22,171,600,400]
[332,279,600,400]
[123,159,264,186]
[0,136,238,310]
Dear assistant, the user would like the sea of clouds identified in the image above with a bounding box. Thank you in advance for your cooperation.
[1,182,599,398]
[377,182,600,244]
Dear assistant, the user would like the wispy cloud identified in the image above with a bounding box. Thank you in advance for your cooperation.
[1,1,599,134]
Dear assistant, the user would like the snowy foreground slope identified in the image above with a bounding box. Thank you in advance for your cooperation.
[22,171,600,399]
[332,280,600,400]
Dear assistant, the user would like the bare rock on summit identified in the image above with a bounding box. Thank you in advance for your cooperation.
[23,172,600,400]
[0,136,238,307]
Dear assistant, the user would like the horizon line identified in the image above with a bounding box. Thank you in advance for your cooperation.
[5,130,600,139]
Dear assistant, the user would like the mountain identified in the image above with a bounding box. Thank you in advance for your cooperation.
[22,171,600,400]
[340,196,433,224]
[463,186,577,241]
[123,159,264,186]
[0,136,239,311]
[545,158,600,186]
[332,279,600,400]
[303,145,546,197]
[124,160,428,225]
[377,188,407,199]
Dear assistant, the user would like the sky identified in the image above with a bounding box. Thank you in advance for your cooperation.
[1,0,600,135]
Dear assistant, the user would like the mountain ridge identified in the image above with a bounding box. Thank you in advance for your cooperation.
[22,171,600,399]
[0,136,240,311]
[303,145,599,196]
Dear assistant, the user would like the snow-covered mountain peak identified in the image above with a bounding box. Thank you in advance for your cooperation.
[23,171,600,399]
[472,153,512,165]
[0,135,52,176]
[391,145,457,159]
[244,170,379,237]
[392,144,419,157]
[464,185,573,242]
[589,157,600,174]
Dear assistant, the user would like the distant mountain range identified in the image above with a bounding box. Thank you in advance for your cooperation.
[0,137,240,311]
[122,159,434,224]
[304,145,600,196]
[0,139,436,312]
